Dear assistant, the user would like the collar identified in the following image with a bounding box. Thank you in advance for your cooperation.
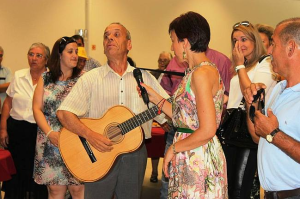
[102,62,134,78]
[279,80,300,92]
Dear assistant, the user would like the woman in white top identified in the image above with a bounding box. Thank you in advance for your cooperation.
[0,43,49,198]
[224,21,277,199]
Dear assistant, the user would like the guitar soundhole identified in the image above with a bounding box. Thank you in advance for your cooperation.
[104,123,124,144]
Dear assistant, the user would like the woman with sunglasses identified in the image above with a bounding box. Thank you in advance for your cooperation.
[0,43,49,198]
[138,12,227,198]
[224,21,277,199]
[32,37,84,199]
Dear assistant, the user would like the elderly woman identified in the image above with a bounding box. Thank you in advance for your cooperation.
[0,43,49,198]
[255,23,274,50]
[223,21,277,199]
[139,11,227,198]
[33,37,84,199]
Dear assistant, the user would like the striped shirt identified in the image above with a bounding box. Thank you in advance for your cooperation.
[58,63,169,139]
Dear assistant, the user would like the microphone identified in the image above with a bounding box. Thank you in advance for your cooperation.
[133,68,149,106]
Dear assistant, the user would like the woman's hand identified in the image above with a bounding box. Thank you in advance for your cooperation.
[48,131,60,147]
[0,129,9,148]
[137,82,163,105]
[163,145,176,178]
[232,41,245,66]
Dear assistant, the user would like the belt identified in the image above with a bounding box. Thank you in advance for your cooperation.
[176,128,194,133]
[265,188,300,199]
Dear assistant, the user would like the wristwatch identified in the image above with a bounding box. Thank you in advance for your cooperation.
[266,128,280,143]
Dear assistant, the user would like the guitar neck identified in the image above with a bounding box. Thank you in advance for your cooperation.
[118,98,171,134]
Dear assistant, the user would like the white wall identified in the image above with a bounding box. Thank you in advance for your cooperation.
[1,0,300,73]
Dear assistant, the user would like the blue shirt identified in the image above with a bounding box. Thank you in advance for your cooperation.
[0,65,12,110]
[258,80,300,191]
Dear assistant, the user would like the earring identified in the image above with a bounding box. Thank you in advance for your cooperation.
[183,51,186,59]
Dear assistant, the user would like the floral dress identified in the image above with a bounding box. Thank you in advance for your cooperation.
[34,72,82,185]
[169,62,228,199]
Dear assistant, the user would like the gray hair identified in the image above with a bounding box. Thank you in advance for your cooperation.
[277,17,300,46]
[159,51,173,60]
[109,22,131,40]
[28,42,50,60]
[0,46,3,53]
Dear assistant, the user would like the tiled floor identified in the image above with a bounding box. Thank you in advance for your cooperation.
[1,158,264,199]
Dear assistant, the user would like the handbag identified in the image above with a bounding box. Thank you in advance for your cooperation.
[216,55,269,149]
[217,99,258,149]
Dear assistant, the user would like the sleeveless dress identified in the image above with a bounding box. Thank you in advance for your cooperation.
[34,72,82,185]
[168,62,228,199]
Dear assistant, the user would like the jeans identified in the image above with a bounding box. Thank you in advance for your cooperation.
[160,127,176,199]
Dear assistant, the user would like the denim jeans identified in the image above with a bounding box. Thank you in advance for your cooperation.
[160,128,175,199]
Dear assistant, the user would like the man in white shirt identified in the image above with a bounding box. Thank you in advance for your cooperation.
[244,18,300,198]
[57,22,169,199]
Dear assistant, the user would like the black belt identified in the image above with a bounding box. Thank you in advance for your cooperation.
[265,188,300,199]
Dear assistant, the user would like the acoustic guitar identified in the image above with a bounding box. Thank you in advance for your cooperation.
[59,99,170,182]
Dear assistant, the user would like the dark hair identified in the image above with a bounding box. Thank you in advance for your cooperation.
[169,11,210,52]
[72,35,84,46]
[48,37,81,82]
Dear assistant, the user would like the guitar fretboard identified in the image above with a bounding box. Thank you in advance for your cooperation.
[118,98,171,134]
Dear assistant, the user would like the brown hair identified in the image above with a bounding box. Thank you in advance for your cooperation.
[47,37,81,82]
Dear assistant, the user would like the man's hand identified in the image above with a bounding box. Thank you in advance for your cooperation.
[253,108,279,138]
[243,83,267,104]
[0,129,9,148]
[86,131,113,152]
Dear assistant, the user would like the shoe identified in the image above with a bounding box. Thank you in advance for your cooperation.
[150,176,158,183]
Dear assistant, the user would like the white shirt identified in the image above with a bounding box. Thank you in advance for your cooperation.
[58,63,169,139]
[227,57,277,109]
[6,68,37,123]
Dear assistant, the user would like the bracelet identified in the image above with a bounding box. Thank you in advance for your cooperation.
[46,129,54,137]
[157,99,166,115]
[172,143,178,154]
[156,98,165,106]
[235,64,245,72]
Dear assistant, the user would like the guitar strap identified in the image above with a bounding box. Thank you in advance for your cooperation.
[137,67,185,77]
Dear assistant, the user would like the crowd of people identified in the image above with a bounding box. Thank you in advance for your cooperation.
[0,11,300,199]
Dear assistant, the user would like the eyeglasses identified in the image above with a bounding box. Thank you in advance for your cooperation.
[249,88,265,123]
[59,36,76,53]
[28,52,44,59]
[158,59,169,63]
[233,21,250,29]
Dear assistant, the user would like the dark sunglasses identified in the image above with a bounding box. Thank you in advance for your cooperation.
[59,36,76,53]
[249,88,265,123]
[233,21,250,29]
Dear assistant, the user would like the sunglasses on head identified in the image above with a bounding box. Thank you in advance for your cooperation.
[249,88,265,123]
[59,36,76,53]
[233,21,250,29]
